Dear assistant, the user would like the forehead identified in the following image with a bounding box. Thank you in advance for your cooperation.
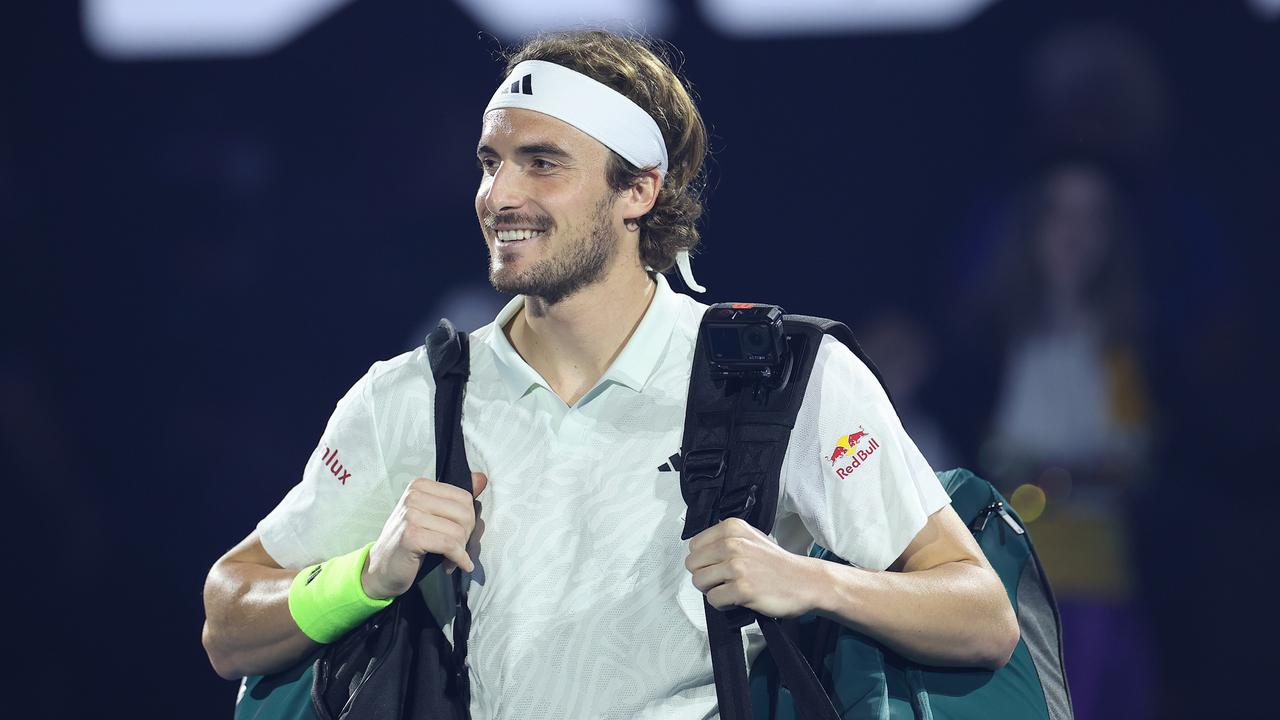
[478,108,607,158]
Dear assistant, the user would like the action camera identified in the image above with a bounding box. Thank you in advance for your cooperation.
[701,302,790,386]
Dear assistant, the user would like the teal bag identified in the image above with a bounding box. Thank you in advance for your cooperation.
[749,468,1073,720]
[234,651,318,720]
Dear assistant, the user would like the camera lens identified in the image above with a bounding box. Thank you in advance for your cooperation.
[743,326,769,354]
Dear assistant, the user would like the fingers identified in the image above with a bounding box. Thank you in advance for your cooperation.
[684,536,743,572]
[686,520,765,610]
[395,474,488,575]
[687,517,752,552]
[403,508,474,572]
[705,583,742,611]
[692,556,758,611]
[405,476,475,504]
[402,483,477,530]
[689,559,742,594]
[405,474,487,505]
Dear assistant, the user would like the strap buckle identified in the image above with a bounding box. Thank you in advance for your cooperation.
[683,448,727,489]
[715,483,758,522]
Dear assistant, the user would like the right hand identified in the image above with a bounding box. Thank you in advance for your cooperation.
[362,472,488,599]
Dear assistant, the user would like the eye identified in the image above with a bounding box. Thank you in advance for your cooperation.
[477,156,498,174]
[531,158,557,171]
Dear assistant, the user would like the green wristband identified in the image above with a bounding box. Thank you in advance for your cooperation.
[287,542,392,644]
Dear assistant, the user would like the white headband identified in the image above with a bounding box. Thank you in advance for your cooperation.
[485,60,669,177]
[483,60,705,292]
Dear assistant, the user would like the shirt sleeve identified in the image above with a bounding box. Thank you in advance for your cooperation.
[257,365,398,569]
[779,335,951,571]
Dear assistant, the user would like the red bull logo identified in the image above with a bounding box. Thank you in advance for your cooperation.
[827,426,880,478]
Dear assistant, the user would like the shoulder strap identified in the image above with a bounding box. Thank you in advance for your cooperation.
[682,307,887,720]
[426,319,473,493]
[680,309,888,541]
[415,318,474,581]
[424,318,474,704]
[782,314,893,407]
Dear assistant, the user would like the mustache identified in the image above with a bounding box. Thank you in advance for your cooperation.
[482,212,552,231]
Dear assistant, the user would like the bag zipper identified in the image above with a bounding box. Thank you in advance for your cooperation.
[970,500,1025,537]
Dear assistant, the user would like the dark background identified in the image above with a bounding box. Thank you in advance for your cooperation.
[5,1,1276,717]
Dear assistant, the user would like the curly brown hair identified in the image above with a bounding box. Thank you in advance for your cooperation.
[501,30,709,273]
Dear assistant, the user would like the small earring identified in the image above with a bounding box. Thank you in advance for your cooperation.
[624,218,640,231]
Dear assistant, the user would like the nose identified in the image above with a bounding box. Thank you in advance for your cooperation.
[481,161,527,215]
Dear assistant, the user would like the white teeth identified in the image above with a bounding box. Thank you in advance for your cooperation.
[496,229,545,242]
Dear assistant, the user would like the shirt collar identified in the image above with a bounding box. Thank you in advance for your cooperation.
[483,273,683,401]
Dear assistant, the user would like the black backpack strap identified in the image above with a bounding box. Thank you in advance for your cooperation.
[783,313,893,407]
[703,600,755,720]
[682,308,860,720]
[426,318,474,503]
[425,318,474,704]
[680,315,825,541]
[680,313,888,543]
[756,617,839,720]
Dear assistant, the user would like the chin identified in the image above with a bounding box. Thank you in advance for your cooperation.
[488,265,525,294]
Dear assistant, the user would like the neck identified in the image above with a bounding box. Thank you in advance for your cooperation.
[506,262,657,406]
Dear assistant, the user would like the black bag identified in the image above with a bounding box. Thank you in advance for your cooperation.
[235,319,474,720]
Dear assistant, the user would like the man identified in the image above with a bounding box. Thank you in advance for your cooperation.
[202,30,1018,719]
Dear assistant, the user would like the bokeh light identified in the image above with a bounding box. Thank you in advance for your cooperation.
[1011,483,1048,523]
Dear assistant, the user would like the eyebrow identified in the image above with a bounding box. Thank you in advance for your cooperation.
[476,141,574,160]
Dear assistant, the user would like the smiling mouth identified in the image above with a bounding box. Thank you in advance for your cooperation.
[495,229,547,244]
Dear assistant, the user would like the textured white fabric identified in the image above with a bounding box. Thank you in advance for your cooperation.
[258,274,949,719]
[484,60,669,178]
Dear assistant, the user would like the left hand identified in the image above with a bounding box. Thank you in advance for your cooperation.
[685,517,824,619]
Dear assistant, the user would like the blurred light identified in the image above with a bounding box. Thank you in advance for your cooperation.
[700,0,1000,38]
[454,0,673,41]
[1039,466,1072,502]
[81,0,1028,62]
[1010,484,1047,523]
[1249,0,1280,20]
[83,0,355,60]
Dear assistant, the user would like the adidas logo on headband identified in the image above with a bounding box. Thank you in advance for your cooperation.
[500,73,533,96]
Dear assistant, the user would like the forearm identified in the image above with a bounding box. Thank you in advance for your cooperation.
[201,560,319,680]
[810,559,1018,669]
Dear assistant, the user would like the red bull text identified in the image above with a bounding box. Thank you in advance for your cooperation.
[834,437,880,478]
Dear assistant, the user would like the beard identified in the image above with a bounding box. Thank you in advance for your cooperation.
[487,195,619,305]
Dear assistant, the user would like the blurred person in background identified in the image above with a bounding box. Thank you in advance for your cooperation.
[940,24,1247,714]
[981,157,1154,720]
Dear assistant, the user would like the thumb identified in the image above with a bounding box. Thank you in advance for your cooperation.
[471,472,488,498]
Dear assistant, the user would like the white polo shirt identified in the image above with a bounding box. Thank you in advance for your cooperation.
[258,273,949,720]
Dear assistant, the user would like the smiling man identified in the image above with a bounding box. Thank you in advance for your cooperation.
[201,30,1018,719]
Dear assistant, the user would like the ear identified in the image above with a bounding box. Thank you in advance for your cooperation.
[619,168,663,225]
